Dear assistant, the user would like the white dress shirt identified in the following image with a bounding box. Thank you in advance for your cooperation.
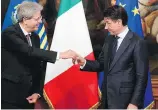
[116,26,129,51]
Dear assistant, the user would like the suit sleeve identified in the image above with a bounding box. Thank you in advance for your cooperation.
[82,41,107,72]
[130,39,148,107]
[30,62,44,96]
[2,30,57,63]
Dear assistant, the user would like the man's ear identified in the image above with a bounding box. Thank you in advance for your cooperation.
[117,19,122,25]
[23,17,29,25]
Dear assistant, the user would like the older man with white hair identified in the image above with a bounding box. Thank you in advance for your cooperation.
[1,1,76,109]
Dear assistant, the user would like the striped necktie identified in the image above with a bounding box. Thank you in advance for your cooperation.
[26,34,32,46]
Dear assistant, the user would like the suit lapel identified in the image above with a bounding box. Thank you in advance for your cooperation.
[109,31,133,71]
[107,36,115,70]
[15,23,39,47]
[14,23,28,44]
[30,32,40,48]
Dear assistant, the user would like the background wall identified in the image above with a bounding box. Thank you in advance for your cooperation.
[139,0,158,77]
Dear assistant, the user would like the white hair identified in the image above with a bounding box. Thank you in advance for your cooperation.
[17,1,43,22]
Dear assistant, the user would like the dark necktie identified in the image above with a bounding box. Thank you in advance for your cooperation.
[111,36,119,62]
[26,34,32,46]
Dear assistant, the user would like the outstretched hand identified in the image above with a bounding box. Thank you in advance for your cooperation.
[59,50,78,59]
[72,55,85,66]
[59,50,86,66]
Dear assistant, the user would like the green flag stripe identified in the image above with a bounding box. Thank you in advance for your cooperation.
[58,0,81,17]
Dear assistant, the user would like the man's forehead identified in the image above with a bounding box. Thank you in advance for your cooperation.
[104,18,112,22]
[32,11,41,17]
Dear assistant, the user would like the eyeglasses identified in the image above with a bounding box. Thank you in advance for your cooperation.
[31,16,42,21]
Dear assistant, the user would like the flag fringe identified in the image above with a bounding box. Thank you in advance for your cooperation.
[43,89,100,109]
[144,101,155,109]
[98,86,102,99]
[43,89,54,109]
[90,102,100,109]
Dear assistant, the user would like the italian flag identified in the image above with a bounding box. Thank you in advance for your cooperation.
[44,0,99,109]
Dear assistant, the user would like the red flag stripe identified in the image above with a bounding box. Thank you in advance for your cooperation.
[44,52,99,108]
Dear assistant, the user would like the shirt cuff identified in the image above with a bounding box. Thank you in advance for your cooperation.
[80,60,86,69]
[37,93,41,98]
[56,52,60,60]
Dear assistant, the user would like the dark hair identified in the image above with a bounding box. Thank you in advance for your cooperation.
[42,0,57,22]
[103,5,128,26]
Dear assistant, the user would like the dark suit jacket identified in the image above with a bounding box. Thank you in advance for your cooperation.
[82,30,148,109]
[1,23,57,107]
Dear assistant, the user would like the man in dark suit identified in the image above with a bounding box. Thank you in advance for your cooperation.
[1,1,77,109]
[73,5,148,109]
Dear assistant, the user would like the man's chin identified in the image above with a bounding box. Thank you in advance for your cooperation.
[108,32,114,35]
[34,27,39,31]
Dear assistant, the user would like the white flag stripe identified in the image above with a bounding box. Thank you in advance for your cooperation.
[45,2,93,84]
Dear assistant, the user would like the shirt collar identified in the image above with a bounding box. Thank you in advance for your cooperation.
[117,26,129,39]
[19,23,31,36]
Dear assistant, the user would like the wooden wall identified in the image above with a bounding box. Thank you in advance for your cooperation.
[152,75,158,109]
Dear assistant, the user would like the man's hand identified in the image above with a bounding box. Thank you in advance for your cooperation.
[59,50,86,66]
[59,50,78,59]
[72,56,86,66]
[127,103,138,109]
[26,93,40,104]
